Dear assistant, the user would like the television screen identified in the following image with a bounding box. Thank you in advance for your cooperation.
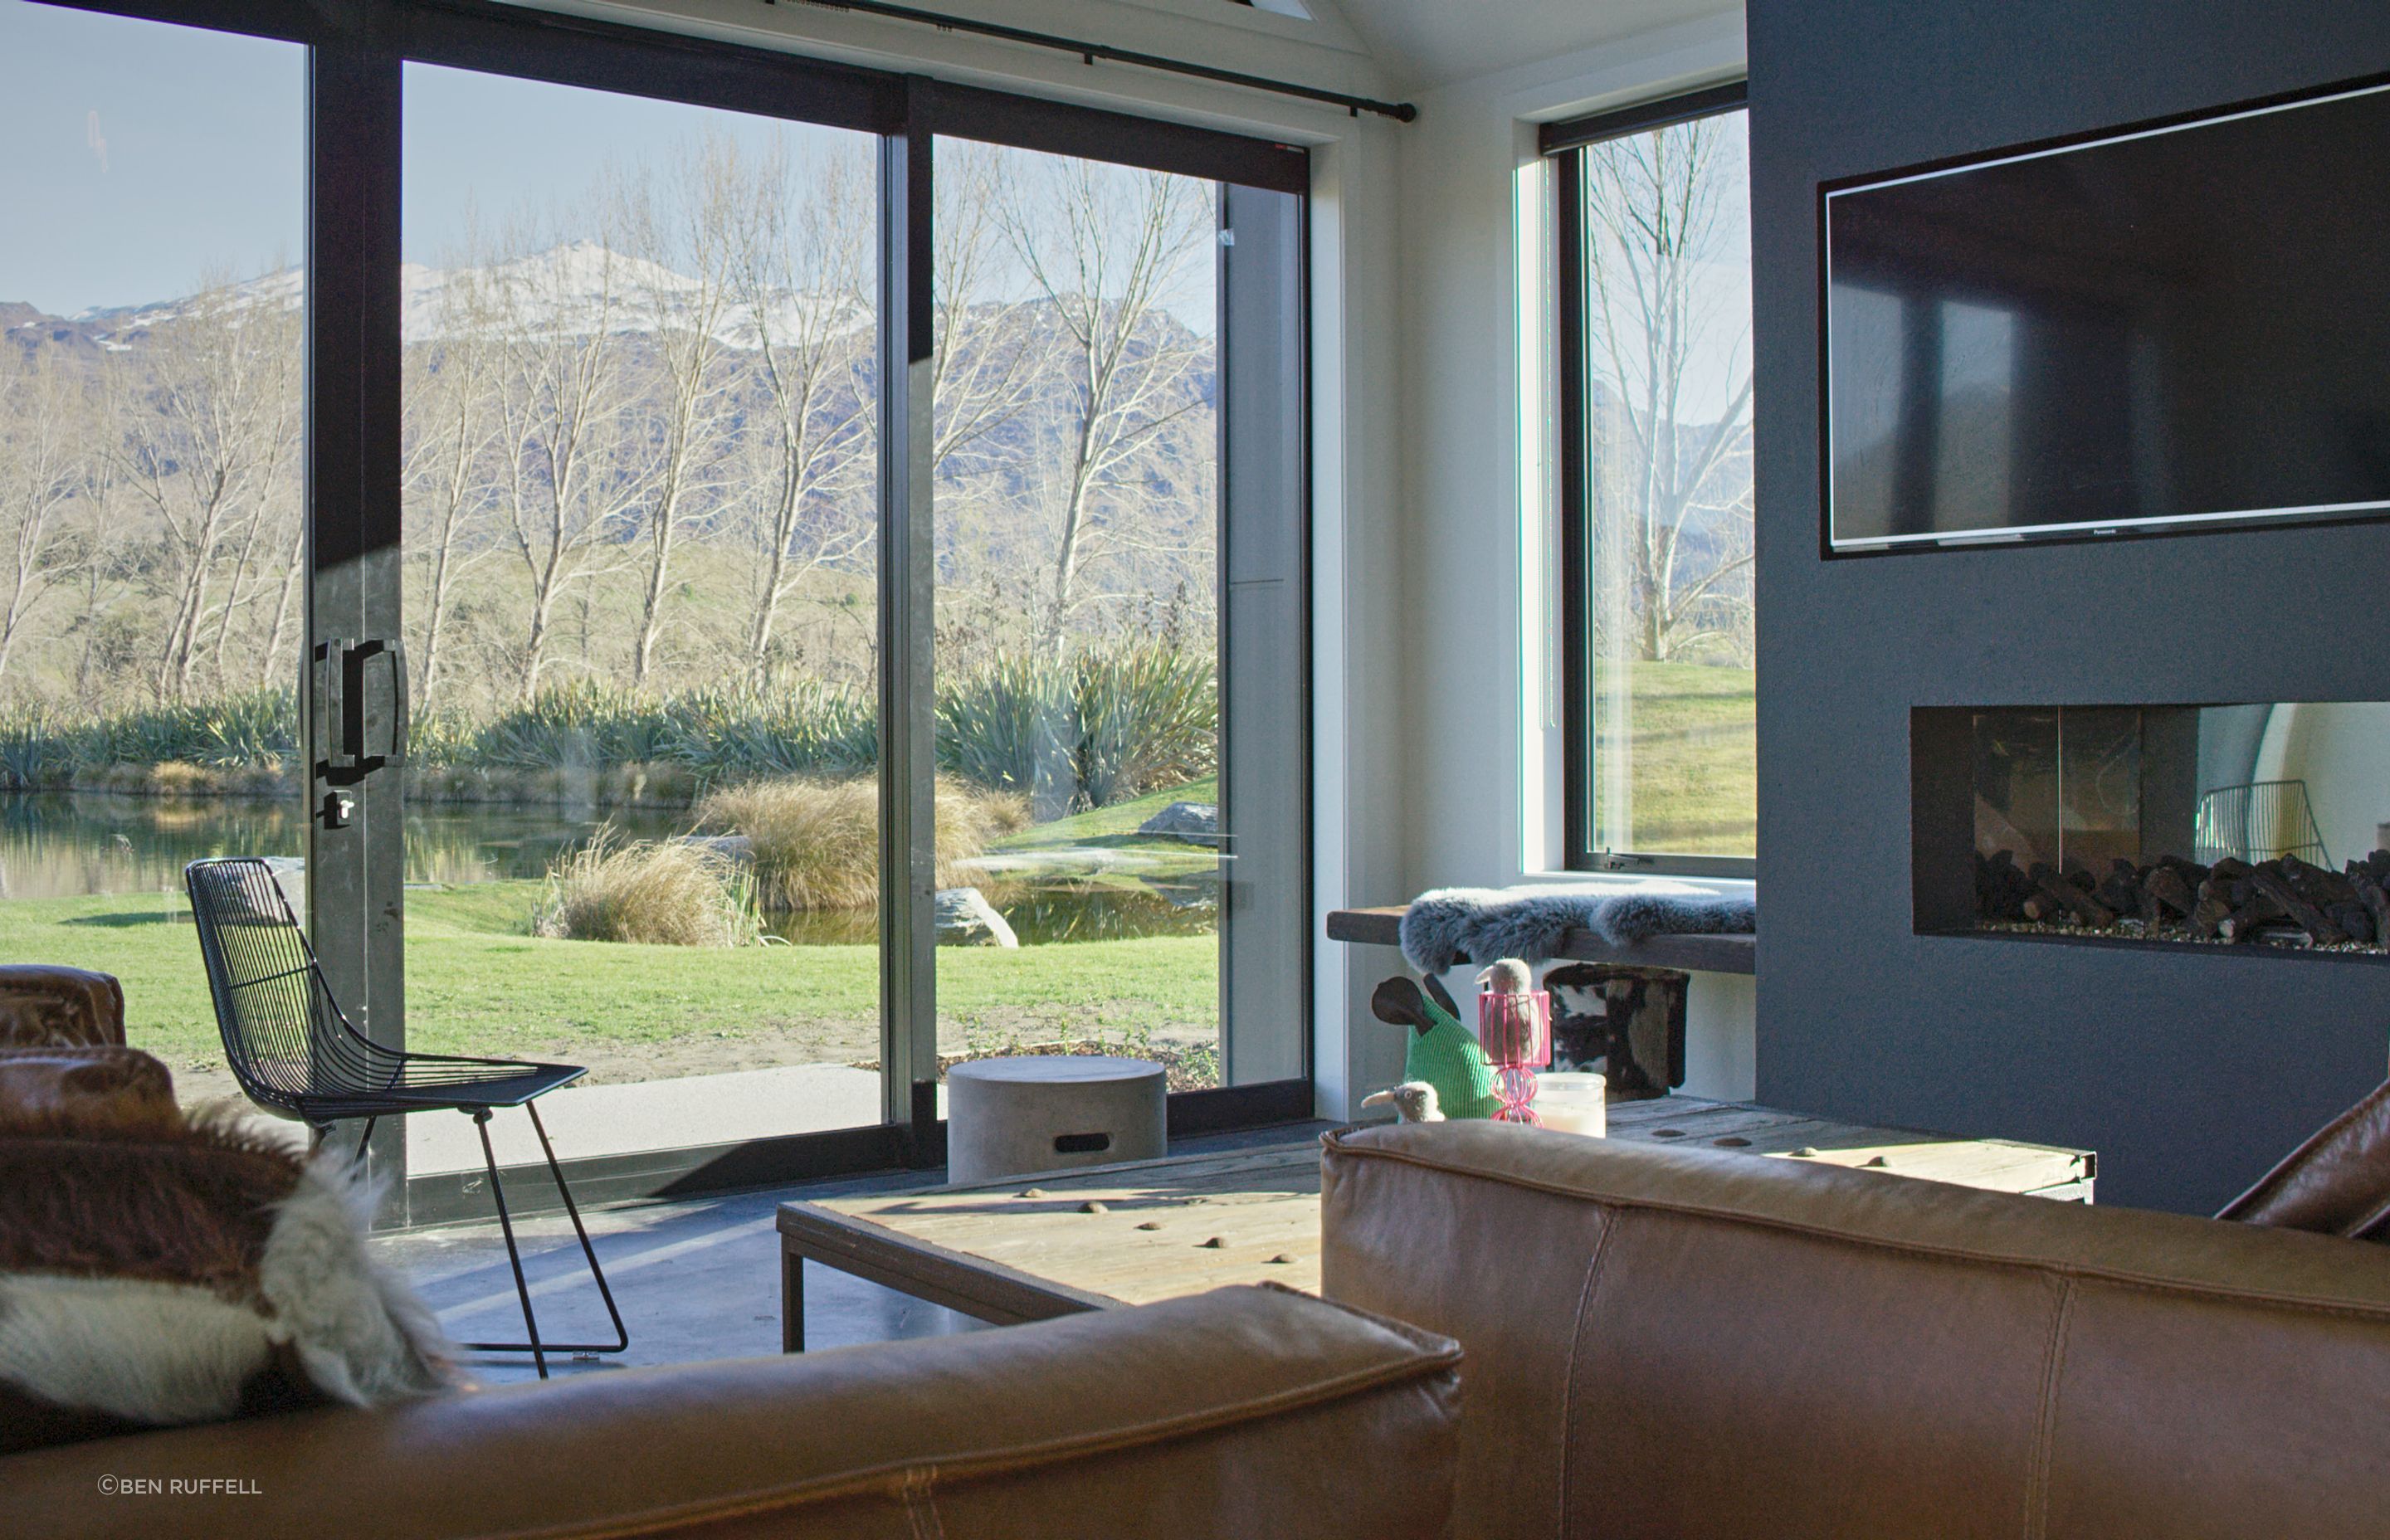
[1824,80,2390,551]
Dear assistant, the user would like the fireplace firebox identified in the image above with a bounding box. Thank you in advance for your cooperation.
[1914,702,2390,958]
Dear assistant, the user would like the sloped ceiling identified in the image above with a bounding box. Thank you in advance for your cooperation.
[1317,0,1740,92]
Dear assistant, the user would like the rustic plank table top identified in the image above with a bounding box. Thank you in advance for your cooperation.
[774,1095,2094,1349]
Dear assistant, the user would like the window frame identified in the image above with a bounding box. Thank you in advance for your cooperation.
[22,0,1314,1218]
[1552,80,1756,880]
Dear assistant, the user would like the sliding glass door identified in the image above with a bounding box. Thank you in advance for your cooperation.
[928,139,1226,1089]
[5,1,1311,1214]
[395,60,886,1179]
[924,135,1307,1103]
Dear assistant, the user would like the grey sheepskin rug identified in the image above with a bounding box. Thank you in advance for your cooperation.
[1398,885,1756,972]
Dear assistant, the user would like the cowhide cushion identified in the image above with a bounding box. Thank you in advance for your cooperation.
[0,1065,460,1452]
[0,1045,179,1121]
[0,966,126,1049]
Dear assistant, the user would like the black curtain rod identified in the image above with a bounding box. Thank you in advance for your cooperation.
[768,0,1418,122]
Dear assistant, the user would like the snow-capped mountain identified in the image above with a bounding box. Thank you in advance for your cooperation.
[48,241,865,351]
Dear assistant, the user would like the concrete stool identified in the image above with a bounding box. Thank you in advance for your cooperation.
[945,1055,1167,1186]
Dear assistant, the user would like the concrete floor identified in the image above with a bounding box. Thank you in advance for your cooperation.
[374,1120,1337,1386]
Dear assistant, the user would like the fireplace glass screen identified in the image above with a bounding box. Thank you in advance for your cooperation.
[1951,703,2390,953]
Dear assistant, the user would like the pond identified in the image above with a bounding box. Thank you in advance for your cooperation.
[0,792,1217,945]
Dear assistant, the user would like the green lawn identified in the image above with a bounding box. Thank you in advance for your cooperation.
[0,880,1219,1076]
[1603,661,1756,855]
[983,776,1222,882]
[994,776,1217,850]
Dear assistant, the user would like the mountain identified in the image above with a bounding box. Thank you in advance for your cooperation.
[46,241,866,353]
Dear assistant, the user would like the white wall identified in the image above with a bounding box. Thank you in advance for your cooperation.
[1393,8,1757,1099]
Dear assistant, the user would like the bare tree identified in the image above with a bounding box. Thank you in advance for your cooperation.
[724,135,876,682]
[0,348,92,688]
[110,277,302,702]
[1580,116,1753,664]
[617,143,741,687]
[401,234,506,714]
[995,156,1215,654]
[486,227,643,701]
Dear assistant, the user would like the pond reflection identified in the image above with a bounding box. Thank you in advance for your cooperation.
[0,792,1215,943]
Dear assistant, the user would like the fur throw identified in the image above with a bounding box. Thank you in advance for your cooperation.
[0,1100,458,1452]
[1399,884,1756,972]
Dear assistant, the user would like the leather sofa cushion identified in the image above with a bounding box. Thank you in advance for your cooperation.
[1324,1121,2390,1540]
[1,1284,1462,1540]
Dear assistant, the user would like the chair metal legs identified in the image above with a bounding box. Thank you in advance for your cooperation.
[457,1102,630,1380]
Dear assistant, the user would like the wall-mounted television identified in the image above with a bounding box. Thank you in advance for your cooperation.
[1824,77,2390,553]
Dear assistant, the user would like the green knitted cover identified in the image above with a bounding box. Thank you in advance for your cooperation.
[1405,999,1501,1120]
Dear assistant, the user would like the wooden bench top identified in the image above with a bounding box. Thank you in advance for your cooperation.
[777,1097,2091,1330]
[1325,904,1757,974]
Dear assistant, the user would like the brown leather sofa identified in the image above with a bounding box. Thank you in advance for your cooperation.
[0,969,1459,1539]
[1322,1120,2390,1540]
[4,1282,1460,1538]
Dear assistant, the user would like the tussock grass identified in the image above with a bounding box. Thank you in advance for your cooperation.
[534,831,760,947]
[0,643,1213,815]
[695,776,1028,910]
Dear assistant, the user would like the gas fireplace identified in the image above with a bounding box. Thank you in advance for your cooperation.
[1913,703,2390,957]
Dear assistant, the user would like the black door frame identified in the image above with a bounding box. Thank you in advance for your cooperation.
[29,0,1314,1224]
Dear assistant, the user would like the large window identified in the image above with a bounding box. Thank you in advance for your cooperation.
[1,0,1311,1216]
[1554,86,1755,875]
[0,0,306,1109]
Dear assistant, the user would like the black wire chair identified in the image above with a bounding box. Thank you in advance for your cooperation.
[185,856,626,1379]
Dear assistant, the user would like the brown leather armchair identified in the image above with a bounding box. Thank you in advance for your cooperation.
[1324,1121,2390,1540]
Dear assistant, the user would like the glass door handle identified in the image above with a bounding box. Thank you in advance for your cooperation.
[311,637,408,772]
[312,636,356,773]
[356,638,408,768]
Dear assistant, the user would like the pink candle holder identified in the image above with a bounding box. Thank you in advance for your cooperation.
[1479,989,1551,1124]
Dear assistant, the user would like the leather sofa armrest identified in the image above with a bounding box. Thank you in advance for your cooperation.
[2218,1077,2390,1239]
[2,1284,1461,1540]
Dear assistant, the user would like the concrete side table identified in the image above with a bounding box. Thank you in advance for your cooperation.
[945,1055,1167,1186]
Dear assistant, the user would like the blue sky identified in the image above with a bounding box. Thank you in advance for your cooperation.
[0,1,863,316]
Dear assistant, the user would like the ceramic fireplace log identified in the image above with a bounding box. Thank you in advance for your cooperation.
[2348,866,2390,945]
[2247,868,2349,946]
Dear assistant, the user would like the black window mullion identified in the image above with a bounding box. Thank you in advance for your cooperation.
[394,0,900,135]
[304,8,408,1214]
[1554,149,1595,872]
[1539,79,1748,158]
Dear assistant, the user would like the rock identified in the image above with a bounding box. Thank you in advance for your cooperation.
[1136,801,1219,845]
[678,834,754,867]
[934,887,1018,948]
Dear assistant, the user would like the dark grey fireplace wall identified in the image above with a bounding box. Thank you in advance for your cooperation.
[1748,0,2390,1212]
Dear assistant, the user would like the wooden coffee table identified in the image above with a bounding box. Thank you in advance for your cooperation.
[775,1095,2095,1349]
